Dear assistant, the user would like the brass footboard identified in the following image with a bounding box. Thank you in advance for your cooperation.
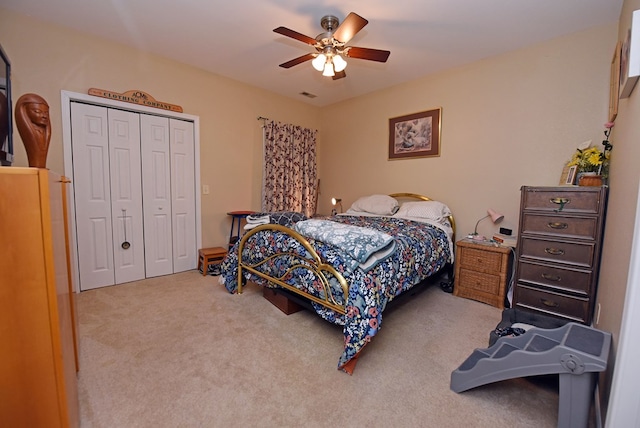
[236,223,349,315]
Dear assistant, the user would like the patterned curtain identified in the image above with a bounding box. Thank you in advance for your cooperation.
[262,120,317,217]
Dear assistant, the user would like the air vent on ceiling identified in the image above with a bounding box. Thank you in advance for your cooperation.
[300,91,317,98]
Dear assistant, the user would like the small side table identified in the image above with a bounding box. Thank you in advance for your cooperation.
[453,239,513,308]
[198,247,228,276]
[227,211,255,249]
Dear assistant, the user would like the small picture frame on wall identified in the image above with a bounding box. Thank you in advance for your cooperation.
[388,108,441,160]
[620,10,640,99]
[559,164,577,186]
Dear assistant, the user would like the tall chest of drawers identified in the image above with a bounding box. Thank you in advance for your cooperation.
[513,186,608,325]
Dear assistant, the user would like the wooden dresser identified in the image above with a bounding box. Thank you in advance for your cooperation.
[454,239,513,309]
[0,168,79,427]
[513,186,608,325]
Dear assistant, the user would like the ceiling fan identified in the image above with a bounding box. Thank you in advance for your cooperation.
[274,12,391,80]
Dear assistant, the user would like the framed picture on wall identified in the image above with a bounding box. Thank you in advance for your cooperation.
[620,10,640,99]
[388,108,441,160]
[609,41,621,122]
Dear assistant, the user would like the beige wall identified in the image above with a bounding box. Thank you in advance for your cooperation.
[595,0,640,417]
[0,8,322,248]
[317,24,617,238]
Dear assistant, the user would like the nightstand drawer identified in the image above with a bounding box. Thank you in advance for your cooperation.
[514,284,589,323]
[458,247,504,273]
[519,237,595,268]
[522,189,602,214]
[458,268,502,294]
[521,213,598,240]
[517,260,592,295]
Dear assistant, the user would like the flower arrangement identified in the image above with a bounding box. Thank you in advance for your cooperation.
[567,122,614,177]
[567,146,604,173]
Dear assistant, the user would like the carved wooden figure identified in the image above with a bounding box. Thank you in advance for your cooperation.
[15,93,51,168]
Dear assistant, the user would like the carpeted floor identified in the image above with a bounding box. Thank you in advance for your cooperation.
[76,270,561,427]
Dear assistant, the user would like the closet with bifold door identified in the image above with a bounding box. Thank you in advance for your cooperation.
[70,102,197,291]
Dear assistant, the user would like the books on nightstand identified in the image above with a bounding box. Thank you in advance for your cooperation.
[492,234,517,247]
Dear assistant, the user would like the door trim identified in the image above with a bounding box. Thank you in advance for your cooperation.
[61,90,202,293]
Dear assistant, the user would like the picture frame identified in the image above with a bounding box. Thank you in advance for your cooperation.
[388,108,441,160]
[620,10,640,99]
[609,41,621,122]
[559,164,577,186]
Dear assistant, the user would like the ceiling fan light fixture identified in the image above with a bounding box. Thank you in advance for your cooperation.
[322,61,335,77]
[333,54,347,72]
[275,12,390,80]
[312,54,326,71]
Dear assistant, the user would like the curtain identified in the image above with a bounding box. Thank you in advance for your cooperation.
[262,120,317,217]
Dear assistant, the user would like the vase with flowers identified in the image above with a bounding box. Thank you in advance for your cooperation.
[567,122,614,186]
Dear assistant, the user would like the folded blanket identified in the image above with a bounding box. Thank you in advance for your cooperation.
[294,219,396,273]
[246,214,270,224]
[244,212,308,230]
[244,214,269,231]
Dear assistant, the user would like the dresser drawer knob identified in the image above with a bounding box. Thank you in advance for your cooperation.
[547,222,568,230]
[541,298,559,308]
[550,197,570,212]
[544,247,565,256]
[541,273,561,281]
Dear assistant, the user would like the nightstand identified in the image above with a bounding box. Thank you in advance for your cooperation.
[454,239,514,308]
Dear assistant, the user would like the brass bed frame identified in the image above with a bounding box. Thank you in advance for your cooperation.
[236,193,455,315]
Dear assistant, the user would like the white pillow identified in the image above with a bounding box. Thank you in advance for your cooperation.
[349,194,399,216]
[395,201,451,221]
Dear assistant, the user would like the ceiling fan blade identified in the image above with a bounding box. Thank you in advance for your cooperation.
[273,26,318,46]
[278,53,315,69]
[332,70,347,80]
[332,12,368,44]
[345,46,390,63]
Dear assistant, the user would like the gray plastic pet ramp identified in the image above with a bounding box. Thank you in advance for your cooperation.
[450,322,611,428]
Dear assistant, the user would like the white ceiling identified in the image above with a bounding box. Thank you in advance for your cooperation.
[1,0,623,107]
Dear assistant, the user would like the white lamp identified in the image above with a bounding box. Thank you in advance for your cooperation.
[312,54,326,71]
[322,60,335,77]
[472,208,504,240]
[331,197,342,215]
[313,47,347,77]
[333,54,347,72]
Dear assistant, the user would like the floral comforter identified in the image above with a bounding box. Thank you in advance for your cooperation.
[219,215,452,372]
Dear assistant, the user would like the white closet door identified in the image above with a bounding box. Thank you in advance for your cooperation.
[108,109,146,284]
[140,115,173,277]
[170,118,197,272]
[71,103,115,290]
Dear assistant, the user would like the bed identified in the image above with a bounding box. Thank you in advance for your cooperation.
[219,193,455,374]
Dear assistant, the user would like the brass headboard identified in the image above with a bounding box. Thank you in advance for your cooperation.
[389,192,456,239]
